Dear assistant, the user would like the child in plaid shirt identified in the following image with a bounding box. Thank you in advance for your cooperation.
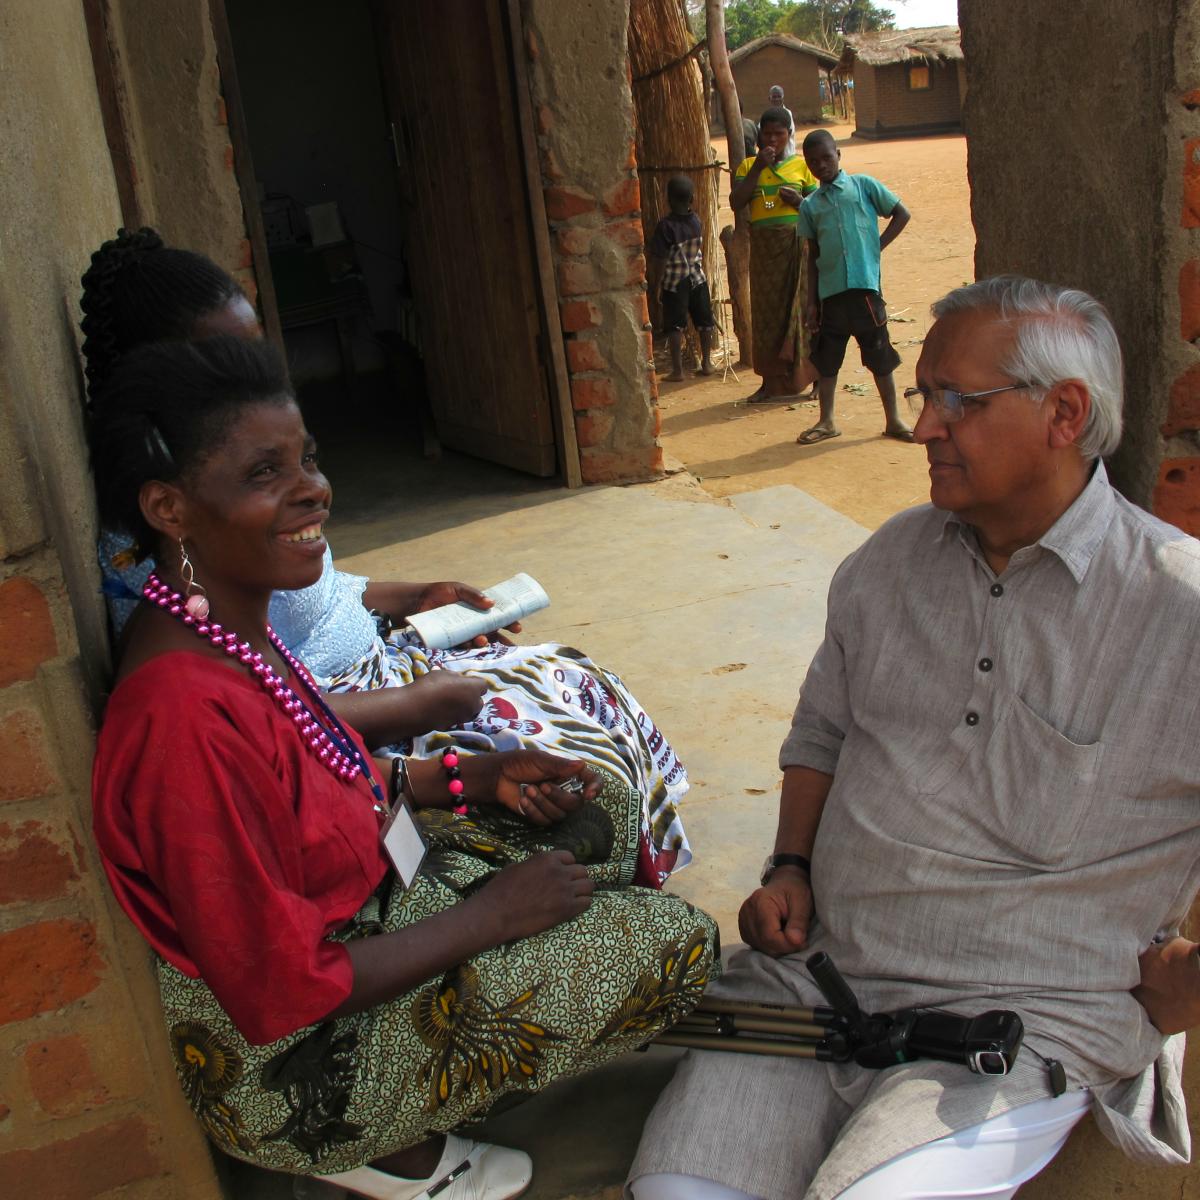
[648,175,715,380]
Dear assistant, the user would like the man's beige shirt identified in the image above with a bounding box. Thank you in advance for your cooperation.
[780,462,1200,1166]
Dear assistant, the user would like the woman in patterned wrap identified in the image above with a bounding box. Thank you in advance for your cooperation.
[730,108,820,404]
[84,229,691,890]
[88,335,719,1200]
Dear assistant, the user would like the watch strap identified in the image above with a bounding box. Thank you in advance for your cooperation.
[762,852,811,885]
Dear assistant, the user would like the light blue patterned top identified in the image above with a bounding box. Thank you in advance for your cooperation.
[98,532,377,681]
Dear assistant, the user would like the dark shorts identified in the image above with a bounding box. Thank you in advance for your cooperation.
[810,288,902,378]
[661,279,715,333]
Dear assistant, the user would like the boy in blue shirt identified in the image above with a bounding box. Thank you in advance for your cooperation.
[796,129,913,445]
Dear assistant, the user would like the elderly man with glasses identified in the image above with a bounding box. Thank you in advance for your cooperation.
[628,276,1200,1200]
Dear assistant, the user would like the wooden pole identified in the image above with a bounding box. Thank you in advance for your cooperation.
[705,0,752,366]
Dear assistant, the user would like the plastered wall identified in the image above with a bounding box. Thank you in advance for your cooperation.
[523,0,664,483]
[961,0,1176,509]
[961,2,1199,1196]
[0,1,222,1195]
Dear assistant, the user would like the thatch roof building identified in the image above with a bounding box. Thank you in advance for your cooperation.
[836,26,966,140]
[718,33,839,131]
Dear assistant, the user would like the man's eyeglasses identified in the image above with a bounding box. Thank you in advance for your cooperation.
[902,383,1032,423]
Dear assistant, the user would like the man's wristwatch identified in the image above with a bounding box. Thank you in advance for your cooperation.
[760,853,811,886]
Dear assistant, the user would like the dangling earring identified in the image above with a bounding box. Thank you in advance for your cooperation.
[178,538,210,620]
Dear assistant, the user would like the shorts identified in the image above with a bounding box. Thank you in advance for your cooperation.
[810,288,902,378]
[661,279,715,333]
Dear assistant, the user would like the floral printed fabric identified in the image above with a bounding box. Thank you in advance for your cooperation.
[158,768,718,1176]
[329,627,691,886]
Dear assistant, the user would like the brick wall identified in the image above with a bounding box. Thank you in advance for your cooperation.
[522,0,664,486]
[0,553,210,1200]
[853,60,962,138]
[733,44,823,126]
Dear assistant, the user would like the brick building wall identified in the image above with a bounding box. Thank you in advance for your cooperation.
[522,0,664,485]
[853,60,963,139]
[733,44,824,126]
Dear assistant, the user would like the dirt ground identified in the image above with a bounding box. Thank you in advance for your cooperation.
[656,122,974,530]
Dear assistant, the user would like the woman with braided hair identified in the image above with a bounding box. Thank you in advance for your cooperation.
[80,227,259,402]
[82,229,692,888]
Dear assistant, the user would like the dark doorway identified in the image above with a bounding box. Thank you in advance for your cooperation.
[218,0,570,479]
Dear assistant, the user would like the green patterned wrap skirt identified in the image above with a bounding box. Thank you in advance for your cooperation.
[158,769,719,1176]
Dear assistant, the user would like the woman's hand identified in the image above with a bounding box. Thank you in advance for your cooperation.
[779,186,802,208]
[466,749,600,825]
[406,671,487,728]
[476,851,594,940]
[411,582,521,647]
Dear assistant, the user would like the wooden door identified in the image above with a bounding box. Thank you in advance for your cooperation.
[374,0,557,476]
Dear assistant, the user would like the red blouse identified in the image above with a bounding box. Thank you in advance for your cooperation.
[92,652,389,1045]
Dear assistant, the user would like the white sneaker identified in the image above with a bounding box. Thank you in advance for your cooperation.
[312,1134,533,1200]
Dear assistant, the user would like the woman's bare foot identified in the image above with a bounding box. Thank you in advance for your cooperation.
[697,362,715,376]
[665,370,685,382]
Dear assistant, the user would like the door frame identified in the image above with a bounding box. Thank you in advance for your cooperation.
[501,0,580,487]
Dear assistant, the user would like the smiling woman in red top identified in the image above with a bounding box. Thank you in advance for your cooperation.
[88,336,718,1200]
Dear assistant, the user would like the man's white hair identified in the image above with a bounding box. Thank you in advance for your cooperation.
[930,276,1124,461]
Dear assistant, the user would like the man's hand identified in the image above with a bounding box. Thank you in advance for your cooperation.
[1132,937,1200,1034]
[738,866,813,957]
[805,302,821,334]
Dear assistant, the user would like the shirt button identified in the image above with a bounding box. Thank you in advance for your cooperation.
[965,711,980,726]
[978,657,993,672]
[990,583,1004,597]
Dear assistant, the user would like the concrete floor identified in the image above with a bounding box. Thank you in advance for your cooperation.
[227,411,868,1199]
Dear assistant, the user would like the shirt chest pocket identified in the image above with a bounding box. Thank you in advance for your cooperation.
[854,210,880,239]
[973,694,1102,868]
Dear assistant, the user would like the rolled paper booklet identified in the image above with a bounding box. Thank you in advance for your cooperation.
[406,573,550,650]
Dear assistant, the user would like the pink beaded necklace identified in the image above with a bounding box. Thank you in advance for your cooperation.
[142,572,386,812]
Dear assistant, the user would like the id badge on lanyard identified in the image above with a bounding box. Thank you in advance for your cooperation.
[380,797,426,890]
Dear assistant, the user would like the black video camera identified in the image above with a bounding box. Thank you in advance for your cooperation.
[807,952,1024,1075]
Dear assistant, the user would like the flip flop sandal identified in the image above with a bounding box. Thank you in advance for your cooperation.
[796,427,842,446]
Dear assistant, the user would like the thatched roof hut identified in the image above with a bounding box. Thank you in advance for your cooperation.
[720,33,839,130]
[836,26,966,140]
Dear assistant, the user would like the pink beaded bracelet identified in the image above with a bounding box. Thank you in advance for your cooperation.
[442,748,467,815]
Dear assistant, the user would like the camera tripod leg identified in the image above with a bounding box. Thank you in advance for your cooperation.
[656,1031,826,1058]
